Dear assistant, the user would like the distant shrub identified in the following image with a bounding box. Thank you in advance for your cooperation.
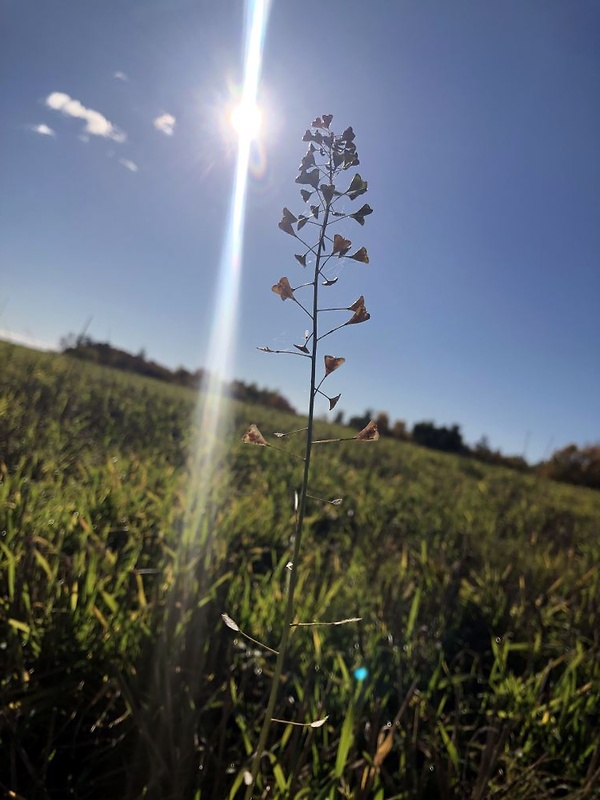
[540,443,600,490]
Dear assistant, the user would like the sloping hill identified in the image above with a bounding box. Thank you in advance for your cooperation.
[1,341,599,799]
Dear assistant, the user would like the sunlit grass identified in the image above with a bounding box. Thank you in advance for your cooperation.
[2,342,600,798]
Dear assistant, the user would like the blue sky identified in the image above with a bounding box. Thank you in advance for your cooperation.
[1,0,599,462]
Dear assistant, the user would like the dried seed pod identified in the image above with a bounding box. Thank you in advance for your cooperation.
[354,421,379,441]
[272,276,295,301]
[324,355,345,376]
[242,424,268,446]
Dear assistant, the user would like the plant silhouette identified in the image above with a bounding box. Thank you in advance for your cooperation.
[226,115,378,796]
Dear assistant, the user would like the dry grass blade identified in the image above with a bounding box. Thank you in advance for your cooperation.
[221,613,279,655]
[271,715,329,728]
[290,617,362,627]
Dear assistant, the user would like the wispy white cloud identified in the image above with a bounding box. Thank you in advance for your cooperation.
[153,112,176,136]
[45,91,126,142]
[113,71,129,82]
[119,158,139,173]
[29,123,55,137]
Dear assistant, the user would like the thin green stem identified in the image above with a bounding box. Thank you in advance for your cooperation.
[292,297,313,319]
[317,322,347,342]
[263,351,308,358]
[237,629,279,655]
[243,164,333,800]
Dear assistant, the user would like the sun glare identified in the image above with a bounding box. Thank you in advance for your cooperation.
[184,0,271,550]
[230,100,262,140]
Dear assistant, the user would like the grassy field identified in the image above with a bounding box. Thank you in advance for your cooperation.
[1,340,599,799]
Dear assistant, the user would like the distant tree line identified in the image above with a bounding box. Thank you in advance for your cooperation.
[59,334,296,414]
[338,409,598,490]
[339,410,472,455]
[60,334,599,491]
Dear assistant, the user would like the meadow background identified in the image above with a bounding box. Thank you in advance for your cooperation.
[1,339,599,799]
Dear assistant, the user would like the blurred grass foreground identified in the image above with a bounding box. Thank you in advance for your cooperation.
[1,340,599,799]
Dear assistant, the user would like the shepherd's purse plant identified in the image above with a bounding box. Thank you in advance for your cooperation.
[224,115,378,797]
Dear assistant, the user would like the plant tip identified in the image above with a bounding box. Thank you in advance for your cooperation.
[222,613,239,632]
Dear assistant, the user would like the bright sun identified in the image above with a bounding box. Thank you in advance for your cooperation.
[230,101,262,140]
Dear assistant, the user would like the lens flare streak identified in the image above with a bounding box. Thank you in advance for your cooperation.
[186,0,271,551]
[128,5,271,791]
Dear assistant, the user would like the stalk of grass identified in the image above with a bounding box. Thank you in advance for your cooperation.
[242,126,333,796]
[238,116,376,796]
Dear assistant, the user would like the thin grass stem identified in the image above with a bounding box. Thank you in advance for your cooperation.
[243,154,333,800]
